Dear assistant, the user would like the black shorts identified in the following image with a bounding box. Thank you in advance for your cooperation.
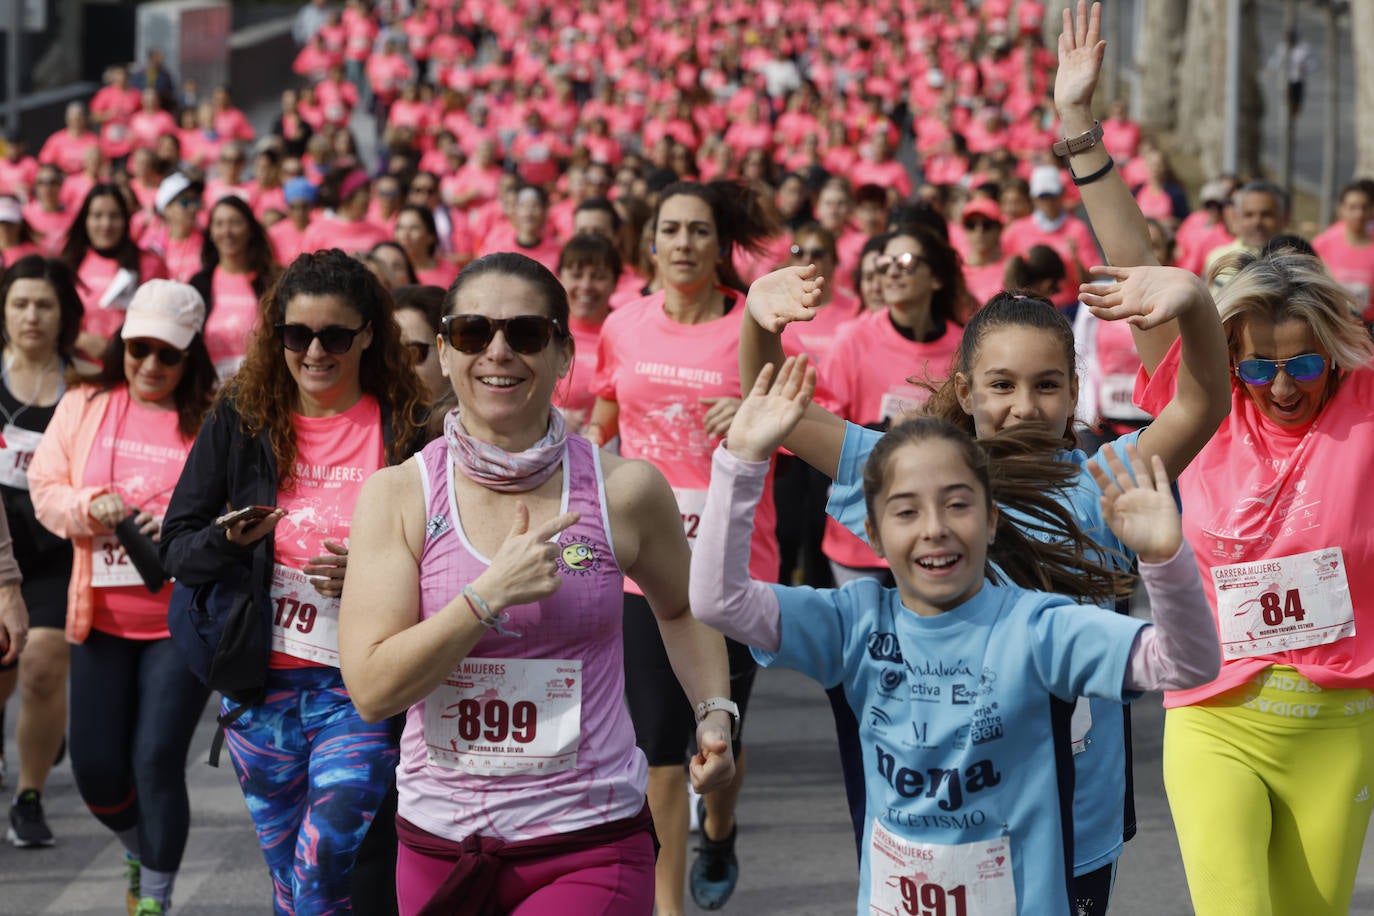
[622,593,757,767]
[0,560,70,673]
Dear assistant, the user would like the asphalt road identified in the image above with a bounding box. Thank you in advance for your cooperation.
[4,652,1373,914]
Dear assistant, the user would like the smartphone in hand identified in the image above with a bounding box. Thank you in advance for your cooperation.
[214,505,276,530]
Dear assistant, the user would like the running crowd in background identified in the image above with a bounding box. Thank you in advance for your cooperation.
[0,0,1371,914]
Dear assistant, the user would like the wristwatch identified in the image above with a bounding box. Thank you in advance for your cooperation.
[1051,120,1104,158]
[695,697,741,740]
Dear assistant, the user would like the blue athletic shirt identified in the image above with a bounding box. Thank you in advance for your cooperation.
[755,576,1147,914]
[825,422,1145,875]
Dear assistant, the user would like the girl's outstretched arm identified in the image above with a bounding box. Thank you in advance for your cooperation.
[740,269,846,477]
[690,358,817,648]
[1078,264,1230,479]
[1089,446,1221,690]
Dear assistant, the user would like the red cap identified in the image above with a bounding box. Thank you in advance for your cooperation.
[961,197,1004,225]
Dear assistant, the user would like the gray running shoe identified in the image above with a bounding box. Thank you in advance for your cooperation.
[7,789,55,847]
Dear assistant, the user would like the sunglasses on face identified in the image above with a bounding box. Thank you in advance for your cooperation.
[874,252,927,275]
[126,340,187,366]
[963,220,999,232]
[275,323,368,354]
[1233,353,1326,386]
[441,313,561,355]
[405,340,432,362]
[789,244,830,261]
[411,184,437,194]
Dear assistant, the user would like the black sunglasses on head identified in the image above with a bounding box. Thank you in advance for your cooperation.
[126,340,187,366]
[441,314,562,354]
[276,323,369,354]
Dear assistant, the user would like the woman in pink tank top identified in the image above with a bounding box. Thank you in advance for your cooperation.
[338,252,736,915]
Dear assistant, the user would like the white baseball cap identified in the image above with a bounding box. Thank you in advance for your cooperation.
[121,280,207,350]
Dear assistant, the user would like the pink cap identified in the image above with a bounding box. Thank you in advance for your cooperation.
[961,198,1004,225]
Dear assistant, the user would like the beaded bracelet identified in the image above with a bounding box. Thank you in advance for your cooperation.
[462,585,522,638]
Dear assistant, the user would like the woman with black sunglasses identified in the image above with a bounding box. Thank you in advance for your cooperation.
[585,180,775,914]
[160,249,427,915]
[335,252,734,915]
[29,279,216,915]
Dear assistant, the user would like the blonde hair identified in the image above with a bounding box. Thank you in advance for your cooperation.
[1212,250,1374,372]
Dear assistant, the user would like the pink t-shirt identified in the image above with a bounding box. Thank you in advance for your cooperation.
[414,260,460,290]
[1137,341,1374,703]
[779,290,863,370]
[21,203,72,255]
[818,309,963,568]
[1001,214,1101,309]
[591,291,779,589]
[269,219,311,266]
[38,131,99,175]
[300,215,390,255]
[552,315,606,433]
[76,249,170,340]
[1311,225,1374,321]
[963,258,1009,308]
[270,396,386,670]
[205,268,260,378]
[82,388,191,639]
[154,231,205,284]
[399,435,646,843]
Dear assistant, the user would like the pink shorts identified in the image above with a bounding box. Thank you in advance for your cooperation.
[396,827,656,915]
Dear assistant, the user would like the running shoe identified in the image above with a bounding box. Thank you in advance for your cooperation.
[7,789,55,847]
[689,797,739,911]
[132,898,163,916]
[125,853,142,916]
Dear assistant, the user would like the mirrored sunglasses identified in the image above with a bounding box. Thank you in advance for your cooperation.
[1234,353,1326,386]
[874,252,927,275]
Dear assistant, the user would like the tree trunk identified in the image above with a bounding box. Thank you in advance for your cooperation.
[1236,0,1265,177]
[1174,0,1264,177]
[33,0,86,89]
[1174,1,1227,168]
[1135,0,1187,130]
[1354,0,1374,176]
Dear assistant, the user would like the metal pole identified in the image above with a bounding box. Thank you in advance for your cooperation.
[1223,0,1241,174]
[1320,2,1340,227]
[4,1,20,137]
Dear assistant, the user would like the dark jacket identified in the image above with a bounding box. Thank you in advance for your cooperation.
[160,395,421,593]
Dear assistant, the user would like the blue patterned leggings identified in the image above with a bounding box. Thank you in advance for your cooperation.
[223,667,398,916]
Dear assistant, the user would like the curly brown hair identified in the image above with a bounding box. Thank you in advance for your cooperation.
[219,248,427,486]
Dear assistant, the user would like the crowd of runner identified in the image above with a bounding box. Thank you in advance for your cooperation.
[0,0,1372,913]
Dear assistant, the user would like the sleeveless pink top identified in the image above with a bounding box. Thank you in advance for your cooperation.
[397,435,648,842]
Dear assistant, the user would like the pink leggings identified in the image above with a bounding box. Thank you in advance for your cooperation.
[396,828,656,915]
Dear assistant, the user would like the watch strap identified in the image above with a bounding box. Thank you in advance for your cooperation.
[1051,120,1104,158]
[695,697,741,739]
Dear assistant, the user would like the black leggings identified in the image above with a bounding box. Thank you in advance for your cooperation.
[68,629,210,872]
[622,593,757,766]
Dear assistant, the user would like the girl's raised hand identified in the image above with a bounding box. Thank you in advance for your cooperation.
[745,265,827,333]
[1055,0,1106,113]
[724,356,817,463]
[1088,444,1181,565]
[1079,265,1210,330]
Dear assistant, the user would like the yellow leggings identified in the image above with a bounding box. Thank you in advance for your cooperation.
[1163,666,1374,916]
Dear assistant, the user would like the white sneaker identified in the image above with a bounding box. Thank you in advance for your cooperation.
[688,780,702,830]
